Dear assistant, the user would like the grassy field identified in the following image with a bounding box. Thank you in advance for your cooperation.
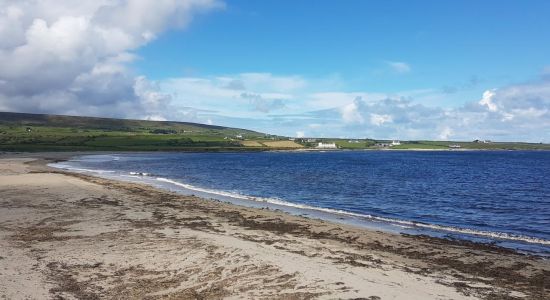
[0,112,295,152]
[1,112,548,152]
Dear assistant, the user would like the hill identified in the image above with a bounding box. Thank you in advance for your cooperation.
[0,111,295,151]
[1,111,548,152]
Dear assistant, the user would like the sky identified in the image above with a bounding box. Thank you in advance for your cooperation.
[0,0,549,142]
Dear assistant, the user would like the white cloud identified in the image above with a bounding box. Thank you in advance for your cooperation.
[370,114,393,126]
[0,0,222,119]
[134,76,171,110]
[296,131,305,138]
[386,61,411,74]
[479,89,498,112]
[340,98,365,124]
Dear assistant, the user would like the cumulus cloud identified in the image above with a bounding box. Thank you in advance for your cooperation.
[370,114,393,126]
[478,89,498,112]
[451,78,550,141]
[340,97,365,124]
[313,77,550,142]
[330,96,444,139]
[0,0,222,119]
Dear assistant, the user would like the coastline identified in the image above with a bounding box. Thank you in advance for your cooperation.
[48,151,550,253]
[1,154,549,299]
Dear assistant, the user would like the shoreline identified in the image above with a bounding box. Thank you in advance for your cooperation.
[1,154,549,299]
[50,152,550,254]
[3,146,550,157]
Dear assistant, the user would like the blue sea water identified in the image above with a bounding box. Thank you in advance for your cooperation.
[51,151,550,254]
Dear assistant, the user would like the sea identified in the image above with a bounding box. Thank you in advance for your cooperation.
[50,151,550,255]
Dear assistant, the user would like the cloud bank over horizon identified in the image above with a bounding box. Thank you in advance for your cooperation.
[0,1,548,142]
[150,72,550,142]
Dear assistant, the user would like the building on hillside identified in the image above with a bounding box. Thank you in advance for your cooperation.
[390,140,401,146]
[316,142,337,149]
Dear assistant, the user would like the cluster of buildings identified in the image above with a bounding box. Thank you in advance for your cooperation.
[374,140,401,148]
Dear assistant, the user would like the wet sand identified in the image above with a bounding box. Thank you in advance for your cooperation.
[0,154,548,299]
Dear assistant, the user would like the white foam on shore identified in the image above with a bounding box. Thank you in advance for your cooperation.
[49,161,550,247]
[130,172,150,176]
[49,163,116,174]
[155,177,550,246]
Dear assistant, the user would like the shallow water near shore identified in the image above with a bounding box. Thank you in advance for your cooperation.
[50,150,550,255]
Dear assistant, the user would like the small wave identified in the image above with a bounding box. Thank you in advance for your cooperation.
[48,163,115,174]
[156,177,550,246]
[129,172,150,176]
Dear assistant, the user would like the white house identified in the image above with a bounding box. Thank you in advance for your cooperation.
[316,142,337,149]
[391,140,401,146]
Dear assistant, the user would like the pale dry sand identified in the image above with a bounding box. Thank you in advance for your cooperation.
[0,156,548,299]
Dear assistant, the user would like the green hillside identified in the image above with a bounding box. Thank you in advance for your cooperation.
[0,111,275,152]
[1,111,548,152]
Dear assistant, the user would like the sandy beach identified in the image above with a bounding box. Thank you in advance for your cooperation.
[0,154,548,299]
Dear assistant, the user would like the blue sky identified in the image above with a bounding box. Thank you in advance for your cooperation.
[137,1,549,81]
[1,0,549,141]
[136,0,549,92]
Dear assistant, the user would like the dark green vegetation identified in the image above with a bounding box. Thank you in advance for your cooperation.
[1,111,548,151]
[0,112,272,151]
